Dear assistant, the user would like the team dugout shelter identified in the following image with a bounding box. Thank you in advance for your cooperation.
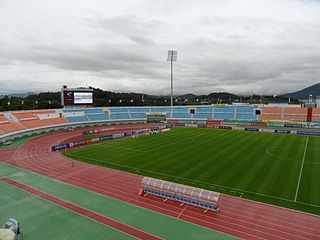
[139,177,220,213]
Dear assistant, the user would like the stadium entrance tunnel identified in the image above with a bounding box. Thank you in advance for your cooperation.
[139,177,220,213]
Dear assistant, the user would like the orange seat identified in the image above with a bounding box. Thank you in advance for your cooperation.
[0,122,25,133]
[45,118,67,125]
[0,114,8,122]
[260,107,308,121]
[20,119,47,129]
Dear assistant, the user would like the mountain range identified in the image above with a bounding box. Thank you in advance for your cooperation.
[282,83,320,99]
[1,83,319,101]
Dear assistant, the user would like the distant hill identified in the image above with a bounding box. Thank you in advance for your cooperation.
[207,92,238,100]
[178,93,197,99]
[0,92,35,99]
[0,87,296,112]
[282,83,320,99]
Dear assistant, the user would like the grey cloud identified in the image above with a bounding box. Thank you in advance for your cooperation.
[0,0,320,95]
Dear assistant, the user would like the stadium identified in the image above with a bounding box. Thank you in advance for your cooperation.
[1,1,320,239]
[1,85,320,240]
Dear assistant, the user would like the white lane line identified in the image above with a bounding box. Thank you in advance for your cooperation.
[294,136,309,202]
[177,205,187,219]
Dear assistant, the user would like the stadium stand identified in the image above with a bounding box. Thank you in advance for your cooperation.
[282,107,307,121]
[66,115,89,123]
[140,177,220,212]
[2,105,320,136]
[14,110,68,129]
[44,118,67,125]
[172,112,191,118]
[0,110,69,135]
[259,106,308,121]
[0,114,9,123]
[87,114,109,121]
[260,107,283,121]
[20,119,48,129]
[0,122,25,134]
[313,108,320,122]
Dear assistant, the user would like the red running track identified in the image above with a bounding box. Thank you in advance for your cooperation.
[0,178,161,240]
[1,125,320,240]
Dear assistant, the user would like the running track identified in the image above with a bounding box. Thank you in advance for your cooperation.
[1,126,320,240]
[0,178,161,240]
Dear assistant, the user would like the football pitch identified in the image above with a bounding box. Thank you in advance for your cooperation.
[64,128,320,215]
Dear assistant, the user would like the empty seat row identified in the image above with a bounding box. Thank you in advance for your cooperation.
[66,116,89,123]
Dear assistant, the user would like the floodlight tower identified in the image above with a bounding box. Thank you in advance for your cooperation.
[167,50,177,107]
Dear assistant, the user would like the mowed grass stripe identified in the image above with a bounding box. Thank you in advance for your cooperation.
[299,136,320,207]
[64,128,320,215]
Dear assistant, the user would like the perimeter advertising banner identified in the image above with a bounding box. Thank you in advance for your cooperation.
[296,131,320,136]
[274,129,291,134]
[50,125,172,151]
[284,123,303,128]
[245,127,259,132]
[51,143,70,151]
[219,126,232,130]
[83,127,115,135]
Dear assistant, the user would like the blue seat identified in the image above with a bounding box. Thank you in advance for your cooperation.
[66,116,88,122]
[172,113,191,118]
[196,107,213,113]
[193,113,212,119]
[110,113,130,119]
[84,108,103,114]
[131,113,146,119]
[87,114,109,121]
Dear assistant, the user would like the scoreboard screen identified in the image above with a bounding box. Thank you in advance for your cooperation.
[63,90,93,105]
[74,92,93,104]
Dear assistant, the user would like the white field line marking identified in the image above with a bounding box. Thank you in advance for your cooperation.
[62,152,320,208]
[294,136,309,202]
[177,205,187,219]
[7,154,319,240]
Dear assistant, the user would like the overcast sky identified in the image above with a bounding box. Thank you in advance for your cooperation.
[0,0,320,95]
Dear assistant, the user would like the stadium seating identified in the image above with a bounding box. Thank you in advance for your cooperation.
[171,112,191,119]
[0,110,68,135]
[193,113,212,119]
[0,122,25,133]
[0,114,9,123]
[259,106,308,121]
[20,119,48,128]
[2,105,319,136]
[87,114,109,121]
[13,110,56,121]
[313,108,320,122]
[44,118,67,125]
[196,107,212,113]
[130,113,146,119]
[260,107,282,121]
[150,107,171,114]
[83,108,103,114]
[66,116,89,123]
[109,113,130,120]
[282,107,307,121]
[214,113,234,120]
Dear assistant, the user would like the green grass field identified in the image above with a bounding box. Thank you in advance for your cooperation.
[64,128,320,215]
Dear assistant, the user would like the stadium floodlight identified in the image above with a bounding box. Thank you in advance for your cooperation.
[167,50,177,107]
